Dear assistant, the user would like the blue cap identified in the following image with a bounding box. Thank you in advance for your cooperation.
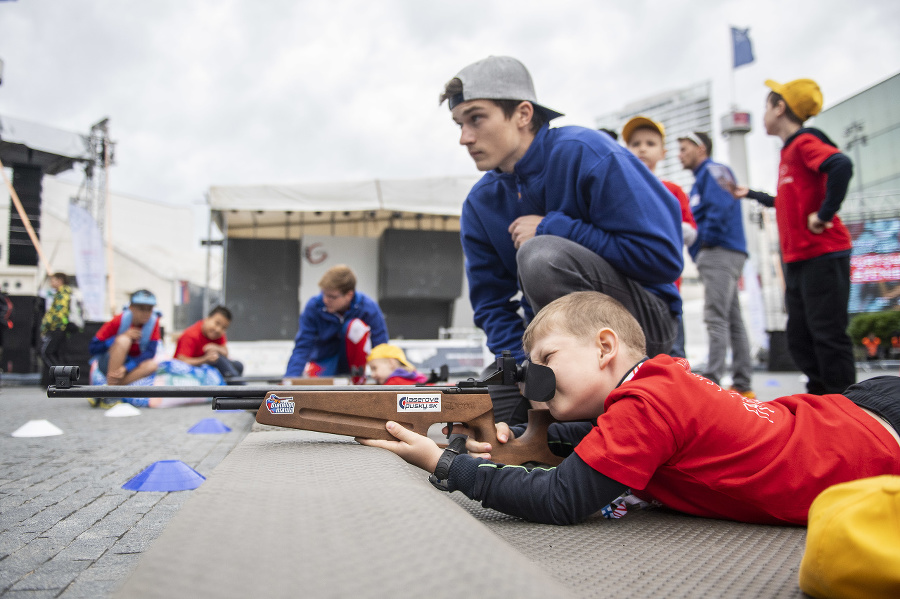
[130,289,157,306]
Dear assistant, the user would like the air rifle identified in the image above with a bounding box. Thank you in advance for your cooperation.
[46,353,562,466]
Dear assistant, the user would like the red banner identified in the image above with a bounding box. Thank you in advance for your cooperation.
[850,253,900,283]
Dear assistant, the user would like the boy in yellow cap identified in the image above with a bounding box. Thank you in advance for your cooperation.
[367,343,428,385]
[732,79,856,395]
[622,116,697,358]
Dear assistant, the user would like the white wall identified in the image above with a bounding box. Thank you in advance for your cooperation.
[0,172,208,334]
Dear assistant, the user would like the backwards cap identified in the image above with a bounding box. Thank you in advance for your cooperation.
[765,78,823,122]
[622,116,665,144]
[444,56,564,121]
[678,131,712,156]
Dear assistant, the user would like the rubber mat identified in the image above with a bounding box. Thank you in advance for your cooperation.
[113,430,574,599]
[453,495,807,598]
[115,429,807,598]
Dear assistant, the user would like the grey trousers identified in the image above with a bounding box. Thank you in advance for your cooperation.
[695,247,753,390]
[517,236,676,358]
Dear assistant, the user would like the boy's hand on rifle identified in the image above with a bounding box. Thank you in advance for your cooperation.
[441,422,516,459]
[356,422,443,473]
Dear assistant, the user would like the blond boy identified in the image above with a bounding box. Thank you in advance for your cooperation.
[360,291,900,525]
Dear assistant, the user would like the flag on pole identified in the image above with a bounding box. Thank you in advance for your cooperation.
[731,27,755,68]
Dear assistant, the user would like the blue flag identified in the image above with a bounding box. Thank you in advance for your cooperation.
[731,27,754,68]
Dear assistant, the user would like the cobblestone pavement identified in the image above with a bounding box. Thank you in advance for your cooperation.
[0,386,255,598]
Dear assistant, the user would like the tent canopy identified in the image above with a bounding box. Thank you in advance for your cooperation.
[208,176,480,239]
[0,114,92,175]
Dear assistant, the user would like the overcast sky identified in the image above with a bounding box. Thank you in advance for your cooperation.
[1,0,898,215]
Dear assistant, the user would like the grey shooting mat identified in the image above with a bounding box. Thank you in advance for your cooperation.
[114,430,808,599]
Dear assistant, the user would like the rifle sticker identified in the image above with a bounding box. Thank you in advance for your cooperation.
[397,393,441,413]
[265,394,295,415]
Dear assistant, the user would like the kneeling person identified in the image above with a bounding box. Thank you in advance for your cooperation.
[284,265,389,385]
[89,290,161,385]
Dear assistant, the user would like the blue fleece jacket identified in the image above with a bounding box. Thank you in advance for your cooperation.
[687,158,747,260]
[284,290,389,377]
[460,124,683,362]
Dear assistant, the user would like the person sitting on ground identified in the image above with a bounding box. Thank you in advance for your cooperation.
[174,305,243,379]
[367,343,429,385]
[89,289,161,385]
[359,291,900,526]
[284,265,389,385]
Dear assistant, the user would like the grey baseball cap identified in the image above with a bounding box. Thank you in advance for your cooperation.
[445,56,564,121]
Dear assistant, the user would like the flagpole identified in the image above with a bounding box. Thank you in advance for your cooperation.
[729,26,737,110]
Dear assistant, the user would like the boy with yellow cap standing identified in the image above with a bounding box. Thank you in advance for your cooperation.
[733,79,856,395]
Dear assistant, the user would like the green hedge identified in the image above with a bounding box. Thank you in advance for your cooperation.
[847,311,900,345]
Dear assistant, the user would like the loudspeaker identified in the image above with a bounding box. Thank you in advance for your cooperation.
[224,238,300,341]
[379,298,453,340]
[40,321,103,386]
[8,165,42,267]
[4,295,44,373]
[378,229,462,300]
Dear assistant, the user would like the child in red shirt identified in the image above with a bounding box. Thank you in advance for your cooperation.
[733,78,855,395]
[359,291,900,526]
[89,289,161,385]
[174,306,243,378]
[366,343,428,385]
[622,116,698,359]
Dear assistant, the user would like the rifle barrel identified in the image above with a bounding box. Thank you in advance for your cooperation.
[46,384,468,399]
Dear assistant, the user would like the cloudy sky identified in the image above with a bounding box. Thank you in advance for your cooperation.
[1,0,898,216]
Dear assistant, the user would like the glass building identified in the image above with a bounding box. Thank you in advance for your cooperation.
[813,72,900,314]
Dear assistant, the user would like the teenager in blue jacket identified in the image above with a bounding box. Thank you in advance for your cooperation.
[441,56,683,367]
[284,265,388,384]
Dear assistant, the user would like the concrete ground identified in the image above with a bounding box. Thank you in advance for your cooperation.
[0,387,255,598]
[1,363,896,598]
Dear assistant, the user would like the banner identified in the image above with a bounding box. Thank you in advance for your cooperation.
[68,203,107,320]
[847,218,900,313]
[731,27,755,69]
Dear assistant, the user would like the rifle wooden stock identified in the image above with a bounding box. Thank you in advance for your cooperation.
[251,388,562,466]
[46,355,563,466]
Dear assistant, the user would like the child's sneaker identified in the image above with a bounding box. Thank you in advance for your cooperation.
[729,387,757,399]
[87,397,121,409]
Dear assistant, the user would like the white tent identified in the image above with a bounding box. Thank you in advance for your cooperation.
[207,175,480,239]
